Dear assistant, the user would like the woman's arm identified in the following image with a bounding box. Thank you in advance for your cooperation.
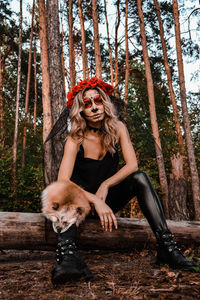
[57,136,79,180]
[83,190,118,231]
[96,121,138,201]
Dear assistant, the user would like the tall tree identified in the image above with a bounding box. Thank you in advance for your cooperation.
[61,16,66,97]
[0,5,15,148]
[78,0,89,80]
[92,0,102,78]
[153,0,184,155]
[137,0,169,218]
[114,0,120,90]
[22,0,35,167]
[46,0,67,182]
[104,0,114,85]
[0,50,3,148]
[33,34,37,136]
[124,0,129,104]
[38,0,52,185]
[173,0,200,220]
[68,0,76,88]
[13,0,22,194]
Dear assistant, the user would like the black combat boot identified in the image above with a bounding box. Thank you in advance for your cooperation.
[155,230,196,270]
[131,171,196,271]
[51,223,93,284]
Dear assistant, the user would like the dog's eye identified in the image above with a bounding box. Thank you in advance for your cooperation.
[52,203,59,210]
[77,207,83,215]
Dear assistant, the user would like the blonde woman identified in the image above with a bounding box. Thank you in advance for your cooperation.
[47,77,195,284]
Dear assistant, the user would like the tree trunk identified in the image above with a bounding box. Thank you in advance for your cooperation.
[92,0,102,79]
[124,0,129,104]
[114,0,120,90]
[153,0,184,155]
[78,0,89,80]
[0,50,4,149]
[1,212,200,250]
[68,0,76,88]
[168,153,190,220]
[46,0,67,182]
[33,35,37,136]
[173,0,200,220]
[137,0,169,218]
[103,0,114,86]
[38,0,52,186]
[22,0,35,167]
[13,0,22,196]
[61,17,66,98]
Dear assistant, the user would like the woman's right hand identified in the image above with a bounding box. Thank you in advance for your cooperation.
[93,199,118,232]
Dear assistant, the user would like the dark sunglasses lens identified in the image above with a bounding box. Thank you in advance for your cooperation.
[94,96,103,105]
[83,99,92,108]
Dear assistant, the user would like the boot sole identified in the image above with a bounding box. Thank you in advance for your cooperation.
[156,259,196,271]
[52,267,93,284]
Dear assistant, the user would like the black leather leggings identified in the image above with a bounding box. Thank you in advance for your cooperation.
[93,170,169,236]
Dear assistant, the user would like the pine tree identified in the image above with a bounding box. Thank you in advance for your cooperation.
[173,0,200,220]
[137,0,169,217]
[13,0,23,195]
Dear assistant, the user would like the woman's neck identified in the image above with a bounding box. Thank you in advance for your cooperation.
[87,121,102,129]
[86,120,103,133]
[87,124,102,133]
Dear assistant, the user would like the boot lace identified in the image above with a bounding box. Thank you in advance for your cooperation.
[56,238,77,264]
[156,231,181,253]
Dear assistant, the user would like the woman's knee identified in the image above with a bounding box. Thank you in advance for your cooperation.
[130,170,150,187]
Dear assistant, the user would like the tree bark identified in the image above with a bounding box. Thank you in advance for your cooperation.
[168,153,190,220]
[92,0,102,79]
[78,0,89,80]
[153,0,184,155]
[22,0,35,167]
[114,0,120,90]
[103,0,114,86]
[38,0,52,185]
[0,50,4,149]
[0,212,200,250]
[173,0,200,220]
[46,0,67,182]
[61,17,66,98]
[13,0,22,196]
[0,41,13,149]
[33,35,37,136]
[137,0,169,218]
[68,0,76,88]
[124,0,129,104]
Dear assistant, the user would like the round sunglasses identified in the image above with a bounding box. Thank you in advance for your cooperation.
[83,95,103,109]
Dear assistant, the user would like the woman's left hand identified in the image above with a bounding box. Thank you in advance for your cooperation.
[95,182,109,202]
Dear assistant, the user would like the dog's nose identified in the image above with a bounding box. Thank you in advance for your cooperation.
[56,228,61,233]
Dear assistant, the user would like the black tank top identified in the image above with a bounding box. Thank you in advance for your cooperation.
[71,144,119,193]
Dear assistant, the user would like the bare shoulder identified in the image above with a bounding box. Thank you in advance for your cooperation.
[117,121,129,136]
[65,135,79,146]
[64,135,79,152]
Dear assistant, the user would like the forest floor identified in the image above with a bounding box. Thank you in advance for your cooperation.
[0,246,200,300]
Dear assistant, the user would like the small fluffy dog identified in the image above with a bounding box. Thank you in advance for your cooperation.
[41,180,91,233]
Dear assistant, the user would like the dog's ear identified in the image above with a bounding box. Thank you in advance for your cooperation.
[52,202,59,210]
[76,207,83,215]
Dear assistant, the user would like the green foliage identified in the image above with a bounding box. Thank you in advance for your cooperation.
[0,0,43,212]
[0,125,44,212]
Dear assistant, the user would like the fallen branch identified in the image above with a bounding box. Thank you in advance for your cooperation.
[0,212,200,250]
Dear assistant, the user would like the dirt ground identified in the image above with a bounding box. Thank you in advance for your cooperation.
[0,247,200,300]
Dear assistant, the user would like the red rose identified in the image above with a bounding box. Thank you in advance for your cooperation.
[66,77,114,107]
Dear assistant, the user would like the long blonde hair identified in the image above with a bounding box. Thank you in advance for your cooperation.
[69,87,120,154]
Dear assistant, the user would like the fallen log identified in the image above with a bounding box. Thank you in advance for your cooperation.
[0,212,200,250]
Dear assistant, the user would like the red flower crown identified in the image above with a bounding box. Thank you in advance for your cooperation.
[66,77,114,108]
